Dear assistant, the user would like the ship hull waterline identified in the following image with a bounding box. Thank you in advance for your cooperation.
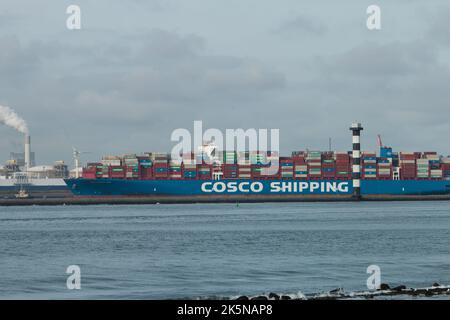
[61,178,450,204]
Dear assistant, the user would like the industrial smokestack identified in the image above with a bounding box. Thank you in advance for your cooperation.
[0,104,30,171]
[25,134,31,171]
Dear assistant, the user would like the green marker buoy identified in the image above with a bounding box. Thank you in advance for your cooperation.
[236,201,239,207]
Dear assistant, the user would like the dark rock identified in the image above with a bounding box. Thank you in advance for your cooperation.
[329,288,342,294]
[379,283,391,290]
[392,285,406,292]
[268,292,280,300]
[413,289,427,295]
[432,282,440,287]
[431,287,446,294]
[280,295,291,300]
[236,295,249,300]
[251,295,268,300]
[425,290,434,297]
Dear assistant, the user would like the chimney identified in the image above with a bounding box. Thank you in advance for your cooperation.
[25,134,31,171]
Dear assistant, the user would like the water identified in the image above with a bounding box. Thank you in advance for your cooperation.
[1,201,449,299]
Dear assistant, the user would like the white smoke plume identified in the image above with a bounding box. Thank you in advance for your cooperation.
[0,105,29,134]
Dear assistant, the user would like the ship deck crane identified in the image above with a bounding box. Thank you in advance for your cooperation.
[377,134,384,148]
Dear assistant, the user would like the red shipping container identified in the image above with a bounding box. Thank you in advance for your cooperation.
[82,172,97,179]
[140,168,153,179]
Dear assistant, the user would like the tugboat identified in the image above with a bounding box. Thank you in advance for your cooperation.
[15,187,30,199]
[14,172,30,199]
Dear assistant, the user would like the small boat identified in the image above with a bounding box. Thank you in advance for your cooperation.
[15,188,30,199]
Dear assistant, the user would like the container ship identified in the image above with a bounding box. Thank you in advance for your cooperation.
[64,123,450,201]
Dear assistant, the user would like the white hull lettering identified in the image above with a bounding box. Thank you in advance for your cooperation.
[202,181,350,194]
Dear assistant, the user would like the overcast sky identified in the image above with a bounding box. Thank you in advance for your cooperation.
[1,0,449,166]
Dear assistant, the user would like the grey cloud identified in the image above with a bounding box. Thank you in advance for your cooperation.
[64,30,285,105]
[317,40,438,78]
[137,29,205,61]
[274,15,327,36]
[118,0,171,11]
[424,6,450,47]
[1,1,450,164]
[288,35,450,152]
[0,36,41,85]
[0,12,19,28]
[0,28,286,162]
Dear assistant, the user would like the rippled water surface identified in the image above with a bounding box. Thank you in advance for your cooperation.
[1,201,449,299]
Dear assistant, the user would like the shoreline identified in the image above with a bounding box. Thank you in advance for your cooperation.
[231,283,450,300]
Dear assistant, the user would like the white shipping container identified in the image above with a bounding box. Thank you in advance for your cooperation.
[103,155,121,160]
[308,162,321,167]
[417,164,429,168]
[425,154,439,160]
[102,160,122,166]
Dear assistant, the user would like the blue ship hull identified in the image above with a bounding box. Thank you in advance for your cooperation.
[64,179,450,196]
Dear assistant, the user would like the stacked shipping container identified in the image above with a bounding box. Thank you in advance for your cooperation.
[280,157,294,179]
[362,151,377,179]
[82,150,449,182]
[425,153,443,179]
[153,153,169,179]
[182,153,197,179]
[335,152,351,180]
[377,158,392,180]
[321,152,336,180]
[443,157,450,180]
[307,151,321,179]
[292,152,307,179]
[399,152,417,180]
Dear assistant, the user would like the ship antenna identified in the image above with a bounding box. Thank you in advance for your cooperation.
[72,147,91,178]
